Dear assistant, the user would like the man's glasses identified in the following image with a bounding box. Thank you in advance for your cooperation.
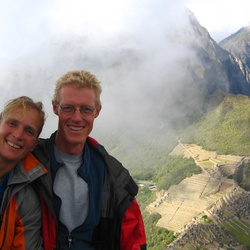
[59,105,96,116]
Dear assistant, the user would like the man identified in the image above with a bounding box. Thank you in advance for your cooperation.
[0,96,46,249]
[33,70,147,249]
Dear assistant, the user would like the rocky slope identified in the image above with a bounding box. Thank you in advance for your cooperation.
[220,26,250,85]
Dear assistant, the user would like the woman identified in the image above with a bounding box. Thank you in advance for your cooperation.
[0,96,46,249]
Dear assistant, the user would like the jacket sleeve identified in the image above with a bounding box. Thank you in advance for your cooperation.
[15,186,43,250]
[120,199,147,250]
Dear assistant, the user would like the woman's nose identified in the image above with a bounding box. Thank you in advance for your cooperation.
[13,127,24,139]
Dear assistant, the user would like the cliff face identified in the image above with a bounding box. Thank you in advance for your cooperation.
[184,12,250,97]
[220,26,250,86]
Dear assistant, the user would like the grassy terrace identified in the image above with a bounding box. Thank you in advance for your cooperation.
[210,207,250,245]
[223,220,250,246]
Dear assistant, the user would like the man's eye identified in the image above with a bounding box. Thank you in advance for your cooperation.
[81,106,94,114]
[63,106,74,112]
[82,107,91,112]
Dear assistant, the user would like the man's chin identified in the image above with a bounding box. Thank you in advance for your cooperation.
[65,136,87,146]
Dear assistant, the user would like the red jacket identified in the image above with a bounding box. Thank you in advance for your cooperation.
[33,134,147,249]
[120,199,147,249]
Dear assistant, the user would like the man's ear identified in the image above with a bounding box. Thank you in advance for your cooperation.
[94,105,102,118]
[52,100,59,115]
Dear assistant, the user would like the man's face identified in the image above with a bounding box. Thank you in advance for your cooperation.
[0,108,40,165]
[53,86,101,154]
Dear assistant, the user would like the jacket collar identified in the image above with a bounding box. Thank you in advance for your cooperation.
[8,153,47,185]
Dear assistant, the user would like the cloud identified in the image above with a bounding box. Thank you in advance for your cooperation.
[0,0,51,64]
[0,0,239,140]
[46,0,131,36]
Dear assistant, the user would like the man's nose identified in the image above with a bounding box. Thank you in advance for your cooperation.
[71,109,82,121]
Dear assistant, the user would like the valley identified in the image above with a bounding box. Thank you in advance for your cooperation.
[146,143,250,249]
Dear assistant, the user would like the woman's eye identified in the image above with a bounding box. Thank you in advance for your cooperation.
[25,129,35,136]
[8,121,16,127]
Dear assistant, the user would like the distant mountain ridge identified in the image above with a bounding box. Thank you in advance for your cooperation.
[186,12,250,97]
[220,26,250,83]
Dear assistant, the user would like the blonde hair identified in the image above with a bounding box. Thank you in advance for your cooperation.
[53,70,102,107]
[0,96,46,137]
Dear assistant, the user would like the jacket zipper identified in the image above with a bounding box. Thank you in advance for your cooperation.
[68,233,73,248]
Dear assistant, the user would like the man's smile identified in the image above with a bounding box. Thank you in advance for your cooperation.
[68,125,84,131]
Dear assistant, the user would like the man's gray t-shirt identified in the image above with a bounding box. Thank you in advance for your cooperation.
[53,146,89,233]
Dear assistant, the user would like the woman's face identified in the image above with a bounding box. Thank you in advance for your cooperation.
[0,107,40,165]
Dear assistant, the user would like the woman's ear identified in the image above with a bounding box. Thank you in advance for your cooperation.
[52,100,59,115]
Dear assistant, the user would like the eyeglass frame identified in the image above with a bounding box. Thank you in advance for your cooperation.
[58,104,96,116]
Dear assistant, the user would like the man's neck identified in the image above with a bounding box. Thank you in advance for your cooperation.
[55,137,85,155]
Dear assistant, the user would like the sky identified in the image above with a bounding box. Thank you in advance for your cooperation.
[0,0,249,138]
[187,0,250,42]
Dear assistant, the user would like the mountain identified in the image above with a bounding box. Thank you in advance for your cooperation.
[182,12,250,98]
[95,11,250,173]
[220,26,250,83]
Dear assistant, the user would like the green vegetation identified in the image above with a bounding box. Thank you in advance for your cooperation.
[201,214,214,225]
[180,94,250,156]
[136,187,177,249]
[136,187,156,211]
[143,212,176,249]
[153,155,201,190]
[239,162,250,191]
[99,129,178,175]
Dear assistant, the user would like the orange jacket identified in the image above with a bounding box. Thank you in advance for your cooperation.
[0,153,48,250]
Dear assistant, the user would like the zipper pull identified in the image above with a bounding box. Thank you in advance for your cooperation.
[68,234,73,248]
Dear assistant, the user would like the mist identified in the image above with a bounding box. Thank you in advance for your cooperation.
[0,0,211,149]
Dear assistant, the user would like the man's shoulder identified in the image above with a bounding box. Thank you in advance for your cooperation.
[87,136,99,148]
[86,136,138,195]
[87,136,110,158]
[37,132,56,150]
[34,138,50,153]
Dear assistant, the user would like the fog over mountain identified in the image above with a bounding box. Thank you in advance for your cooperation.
[0,0,248,148]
